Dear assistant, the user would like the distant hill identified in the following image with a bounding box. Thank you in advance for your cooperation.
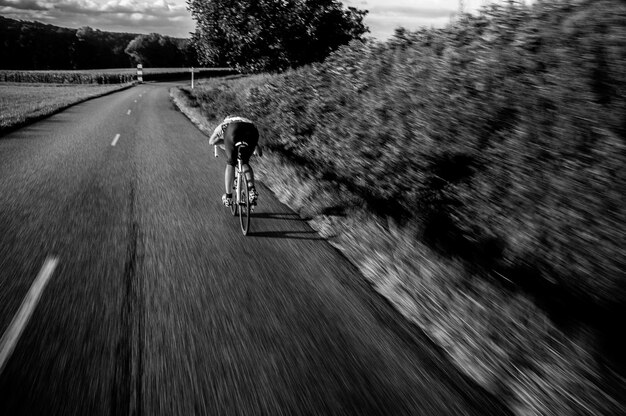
[0,16,197,70]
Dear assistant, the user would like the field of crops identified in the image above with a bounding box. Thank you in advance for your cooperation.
[0,68,236,84]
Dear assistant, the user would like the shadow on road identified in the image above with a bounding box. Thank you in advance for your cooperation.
[248,229,323,240]
[248,211,323,240]
[253,212,311,221]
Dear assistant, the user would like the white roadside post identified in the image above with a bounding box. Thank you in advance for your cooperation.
[191,67,194,89]
[137,63,143,83]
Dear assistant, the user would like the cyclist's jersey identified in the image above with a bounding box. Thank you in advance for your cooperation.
[210,116,259,166]
[209,116,254,145]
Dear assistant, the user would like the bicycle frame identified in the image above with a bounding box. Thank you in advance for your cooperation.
[233,143,247,206]
[215,143,252,235]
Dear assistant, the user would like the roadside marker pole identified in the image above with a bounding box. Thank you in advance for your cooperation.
[137,64,143,83]
[191,67,194,89]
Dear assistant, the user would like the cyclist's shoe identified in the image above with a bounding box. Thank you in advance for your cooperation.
[249,187,259,205]
[222,194,233,207]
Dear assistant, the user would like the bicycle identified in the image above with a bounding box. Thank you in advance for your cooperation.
[214,142,254,235]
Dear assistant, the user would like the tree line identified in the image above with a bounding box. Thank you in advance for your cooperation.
[0,16,198,69]
[2,0,369,72]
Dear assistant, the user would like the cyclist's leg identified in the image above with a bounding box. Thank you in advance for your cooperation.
[241,164,257,204]
[226,122,259,202]
[242,163,255,187]
[222,127,237,205]
[239,124,259,189]
[224,165,235,194]
[242,142,259,203]
[242,164,254,183]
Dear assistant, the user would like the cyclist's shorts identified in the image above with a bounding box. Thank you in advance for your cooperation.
[223,122,259,166]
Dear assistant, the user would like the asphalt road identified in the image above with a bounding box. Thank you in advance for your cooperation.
[0,82,511,415]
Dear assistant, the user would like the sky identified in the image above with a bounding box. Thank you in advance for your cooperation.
[0,0,502,39]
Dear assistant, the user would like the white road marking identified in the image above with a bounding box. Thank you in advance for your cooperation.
[0,257,59,374]
[127,109,131,115]
[111,134,120,146]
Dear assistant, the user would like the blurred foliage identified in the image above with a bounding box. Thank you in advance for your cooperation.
[188,0,368,72]
[192,0,625,311]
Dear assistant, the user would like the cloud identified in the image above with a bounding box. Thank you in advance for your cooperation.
[354,1,452,39]
[353,0,506,40]
[366,14,452,40]
[0,0,196,37]
[48,0,188,19]
[2,0,520,40]
[367,5,454,19]
[0,0,49,11]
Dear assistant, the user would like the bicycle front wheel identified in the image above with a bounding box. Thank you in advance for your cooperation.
[239,173,250,235]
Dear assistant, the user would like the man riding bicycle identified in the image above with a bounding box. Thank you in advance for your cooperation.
[209,116,263,207]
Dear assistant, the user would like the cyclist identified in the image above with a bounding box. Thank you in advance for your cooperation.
[209,115,263,207]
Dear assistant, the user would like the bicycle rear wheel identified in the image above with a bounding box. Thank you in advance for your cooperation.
[239,173,250,235]
[230,176,238,216]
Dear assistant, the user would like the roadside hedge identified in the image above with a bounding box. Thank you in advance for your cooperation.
[192,0,626,312]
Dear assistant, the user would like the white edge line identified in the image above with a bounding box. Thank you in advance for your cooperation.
[111,134,120,146]
[0,257,59,374]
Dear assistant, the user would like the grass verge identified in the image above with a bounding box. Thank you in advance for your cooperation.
[0,82,134,136]
[170,80,625,416]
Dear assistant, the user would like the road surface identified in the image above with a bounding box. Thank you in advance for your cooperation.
[0,82,511,415]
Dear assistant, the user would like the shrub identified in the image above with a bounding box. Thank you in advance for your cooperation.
[190,0,626,311]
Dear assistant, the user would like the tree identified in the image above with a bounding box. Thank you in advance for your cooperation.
[125,33,186,67]
[187,0,368,72]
